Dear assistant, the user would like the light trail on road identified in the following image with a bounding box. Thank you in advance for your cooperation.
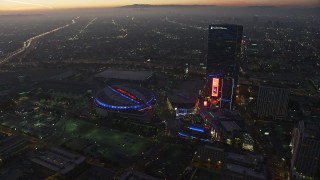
[0,16,80,65]
[80,17,97,34]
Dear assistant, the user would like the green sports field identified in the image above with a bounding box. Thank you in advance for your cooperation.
[63,119,153,158]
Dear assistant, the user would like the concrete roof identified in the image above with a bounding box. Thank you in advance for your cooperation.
[168,80,202,108]
[95,69,153,81]
[30,147,86,175]
[220,121,242,132]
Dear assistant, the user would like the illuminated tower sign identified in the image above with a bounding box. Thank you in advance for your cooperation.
[211,78,219,97]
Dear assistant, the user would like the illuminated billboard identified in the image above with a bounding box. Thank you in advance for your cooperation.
[211,78,219,97]
[203,100,208,107]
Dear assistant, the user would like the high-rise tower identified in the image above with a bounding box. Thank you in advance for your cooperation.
[291,121,320,179]
[206,25,243,109]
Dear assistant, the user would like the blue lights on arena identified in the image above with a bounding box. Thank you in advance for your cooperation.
[147,95,156,104]
[188,126,205,133]
[178,132,188,137]
[94,86,156,111]
[178,131,210,142]
[94,98,144,110]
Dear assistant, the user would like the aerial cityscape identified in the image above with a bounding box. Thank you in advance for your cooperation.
[0,1,319,180]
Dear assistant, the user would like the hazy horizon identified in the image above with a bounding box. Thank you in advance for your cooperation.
[0,0,319,12]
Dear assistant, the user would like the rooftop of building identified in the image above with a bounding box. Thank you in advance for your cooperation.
[227,153,264,165]
[300,121,320,139]
[30,147,86,175]
[225,163,267,180]
[259,82,290,89]
[206,109,246,132]
[179,114,204,124]
[65,138,95,153]
[202,144,226,152]
[220,121,242,132]
[168,80,202,108]
[226,153,266,179]
[0,135,27,155]
[76,165,115,180]
[0,168,23,180]
[95,69,153,81]
[211,109,243,121]
[120,170,160,180]
[249,72,302,84]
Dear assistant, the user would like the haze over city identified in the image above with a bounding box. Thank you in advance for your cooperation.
[0,0,319,11]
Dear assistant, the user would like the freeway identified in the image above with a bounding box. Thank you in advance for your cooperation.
[0,16,80,65]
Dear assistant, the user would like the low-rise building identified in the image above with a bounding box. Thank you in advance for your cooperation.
[120,170,160,180]
[167,80,202,116]
[222,153,267,180]
[30,147,86,179]
[194,144,227,168]
[0,134,28,162]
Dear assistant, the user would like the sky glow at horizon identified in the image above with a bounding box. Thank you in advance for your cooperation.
[0,0,319,11]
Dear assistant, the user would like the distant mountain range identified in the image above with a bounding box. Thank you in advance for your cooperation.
[120,4,216,8]
[120,4,320,10]
[0,14,43,18]
[246,6,276,8]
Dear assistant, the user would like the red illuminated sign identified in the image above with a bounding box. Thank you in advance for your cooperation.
[116,88,137,100]
[211,78,219,97]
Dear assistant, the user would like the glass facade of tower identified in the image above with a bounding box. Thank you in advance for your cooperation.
[207,25,243,75]
[206,25,243,109]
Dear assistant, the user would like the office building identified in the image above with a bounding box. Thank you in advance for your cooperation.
[291,121,320,179]
[206,24,243,109]
[207,25,243,75]
[256,84,289,120]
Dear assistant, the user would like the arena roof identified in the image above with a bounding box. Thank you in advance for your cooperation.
[95,69,153,81]
[94,84,156,111]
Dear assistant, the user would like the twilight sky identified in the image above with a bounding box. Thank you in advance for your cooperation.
[0,0,319,11]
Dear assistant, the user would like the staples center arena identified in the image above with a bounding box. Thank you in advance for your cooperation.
[93,84,156,118]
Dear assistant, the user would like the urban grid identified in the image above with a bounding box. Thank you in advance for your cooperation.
[0,2,319,180]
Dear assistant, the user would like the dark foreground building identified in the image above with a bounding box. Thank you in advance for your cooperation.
[291,121,320,179]
[30,147,86,179]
